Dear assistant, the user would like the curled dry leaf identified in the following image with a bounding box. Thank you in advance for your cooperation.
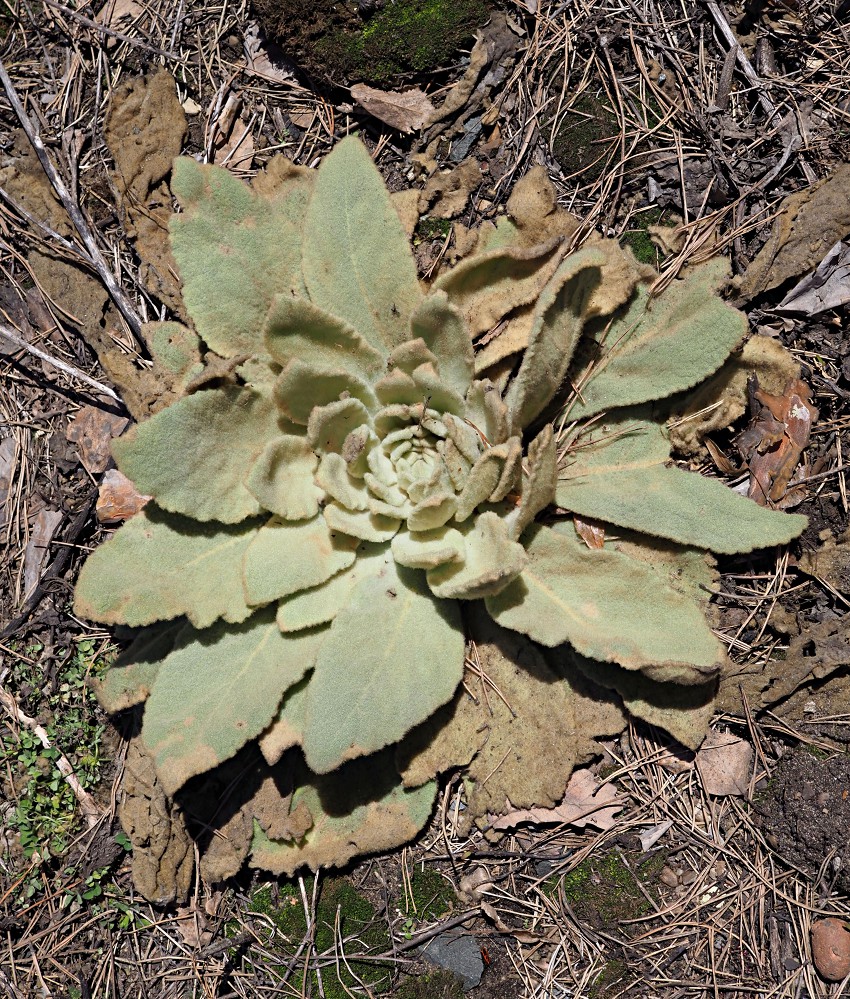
[574,515,606,549]
[737,375,817,508]
[350,83,436,134]
[66,406,129,474]
[695,729,753,797]
[492,767,623,831]
[811,918,850,982]
[457,866,493,904]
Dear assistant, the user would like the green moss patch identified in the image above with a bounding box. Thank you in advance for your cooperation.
[621,207,677,265]
[549,848,665,928]
[247,877,392,997]
[551,93,619,181]
[253,0,490,86]
[403,866,456,921]
[395,968,465,998]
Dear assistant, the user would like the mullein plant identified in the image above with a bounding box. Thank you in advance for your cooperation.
[75,137,804,886]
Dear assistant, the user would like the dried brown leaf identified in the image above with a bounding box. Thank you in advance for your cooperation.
[351,83,436,134]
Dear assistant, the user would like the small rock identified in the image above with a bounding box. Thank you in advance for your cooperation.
[660,866,679,888]
[812,917,850,981]
[421,930,483,991]
[96,468,151,524]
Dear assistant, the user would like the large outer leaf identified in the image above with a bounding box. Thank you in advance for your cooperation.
[302,137,422,351]
[74,506,258,628]
[434,239,562,337]
[242,516,358,606]
[410,292,474,400]
[556,412,806,552]
[250,752,436,875]
[169,158,311,357]
[486,523,722,680]
[302,558,465,773]
[566,259,747,419]
[562,649,717,750]
[95,621,184,713]
[113,387,280,524]
[142,610,325,794]
[506,247,604,433]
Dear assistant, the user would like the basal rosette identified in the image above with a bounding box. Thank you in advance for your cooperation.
[72,135,809,887]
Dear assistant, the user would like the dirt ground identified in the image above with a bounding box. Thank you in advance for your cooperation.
[1,0,850,996]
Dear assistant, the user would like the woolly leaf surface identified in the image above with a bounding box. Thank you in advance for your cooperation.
[427,512,527,599]
[302,558,464,773]
[507,247,604,433]
[567,259,747,419]
[392,526,465,570]
[113,386,280,524]
[486,523,722,678]
[302,137,422,352]
[276,543,392,632]
[434,240,562,337]
[510,424,557,540]
[259,675,310,764]
[274,360,379,424]
[245,436,321,520]
[264,296,385,380]
[557,412,807,552]
[250,753,436,874]
[566,650,717,750]
[142,610,325,794]
[410,292,474,400]
[169,158,310,356]
[242,516,358,606]
[95,621,184,714]
[74,506,257,628]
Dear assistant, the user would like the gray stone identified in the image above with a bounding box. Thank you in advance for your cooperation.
[420,929,483,991]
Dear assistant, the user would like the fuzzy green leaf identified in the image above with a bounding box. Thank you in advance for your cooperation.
[302,137,422,351]
[427,512,527,599]
[250,753,436,875]
[556,412,807,552]
[410,292,474,400]
[391,526,466,569]
[308,399,372,455]
[169,158,311,357]
[245,436,322,520]
[566,259,747,419]
[322,503,401,542]
[486,523,722,679]
[276,543,392,632]
[146,321,203,390]
[74,506,258,628]
[142,610,325,794]
[510,424,556,540]
[95,621,184,714]
[274,360,379,424]
[113,386,281,524]
[242,516,358,606]
[301,559,464,773]
[507,248,604,433]
[264,296,386,380]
